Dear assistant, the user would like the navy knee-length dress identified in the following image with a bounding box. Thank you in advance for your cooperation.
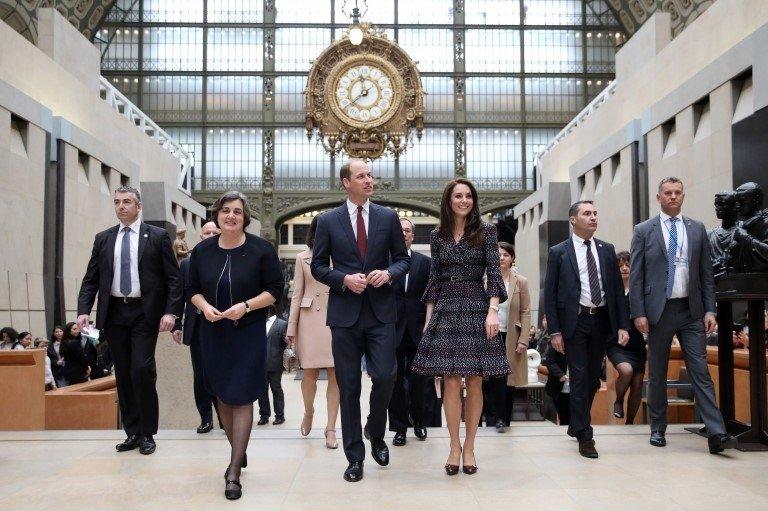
[187,234,284,406]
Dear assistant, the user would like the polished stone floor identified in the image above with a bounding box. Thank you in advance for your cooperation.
[2,376,767,510]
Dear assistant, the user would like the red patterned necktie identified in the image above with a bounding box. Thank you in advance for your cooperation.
[356,205,367,258]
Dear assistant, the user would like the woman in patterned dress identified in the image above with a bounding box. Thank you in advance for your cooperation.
[412,178,510,475]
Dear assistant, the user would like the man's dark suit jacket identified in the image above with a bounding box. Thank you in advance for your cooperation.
[544,236,628,339]
[265,317,288,373]
[176,257,199,346]
[393,250,431,347]
[77,222,182,330]
[310,203,410,328]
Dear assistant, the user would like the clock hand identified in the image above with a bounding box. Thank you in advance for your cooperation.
[350,85,371,105]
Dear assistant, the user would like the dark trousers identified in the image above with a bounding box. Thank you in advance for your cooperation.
[485,331,513,425]
[388,330,427,432]
[331,295,396,463]
[647,298,725,435]
[423,378,443,427]
[105,298,159,437]
[564,311,607,442]
[257,371,285,419]
[189,338,214,424]
[554,392,571,425]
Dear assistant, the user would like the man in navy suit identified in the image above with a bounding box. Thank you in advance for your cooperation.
[544,200,628,459]
[173,221,220,434]
[388,217,431,446]
[311,159,410,482]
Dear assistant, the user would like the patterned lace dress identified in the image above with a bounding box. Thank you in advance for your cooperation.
[412,222,510,377]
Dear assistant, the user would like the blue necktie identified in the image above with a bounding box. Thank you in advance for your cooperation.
[666,218,678,298]
[120,226,132,297]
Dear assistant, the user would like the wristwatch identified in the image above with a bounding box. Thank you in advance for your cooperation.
[489,305,500,313]
[243,301,251,313]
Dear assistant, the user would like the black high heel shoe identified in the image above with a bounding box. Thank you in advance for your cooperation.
[613,401,625,419]
[224,465,242,500]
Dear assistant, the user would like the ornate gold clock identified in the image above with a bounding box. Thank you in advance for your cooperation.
[305,24,424,159]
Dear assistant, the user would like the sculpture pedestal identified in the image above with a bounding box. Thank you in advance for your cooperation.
[716,273,768,451]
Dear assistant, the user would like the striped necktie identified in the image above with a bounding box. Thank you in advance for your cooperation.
[584,239,602,306]
[666,218,678,298]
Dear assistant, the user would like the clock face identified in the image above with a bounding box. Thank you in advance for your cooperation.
[333,63,398,127]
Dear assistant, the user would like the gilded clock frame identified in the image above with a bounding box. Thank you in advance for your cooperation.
[326,54,404,130]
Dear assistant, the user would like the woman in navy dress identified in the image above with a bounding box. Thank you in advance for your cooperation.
[412,178,510,476]
[188,191,284,500]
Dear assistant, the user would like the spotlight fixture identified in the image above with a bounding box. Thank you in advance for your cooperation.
[343,0,368,46]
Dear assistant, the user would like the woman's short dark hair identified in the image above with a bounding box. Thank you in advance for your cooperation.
[17,331,31,341]
[498,241,515,260]
[211,191,252,229]
[1,326,18,341]
[617,250,630,265]
[306,215,320,249]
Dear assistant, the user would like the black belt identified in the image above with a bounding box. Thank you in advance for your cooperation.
[110,295,142,304]
[441,275,482,283]
[579,304,606,315]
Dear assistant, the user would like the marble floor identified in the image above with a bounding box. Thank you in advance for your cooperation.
[2,376,768,510]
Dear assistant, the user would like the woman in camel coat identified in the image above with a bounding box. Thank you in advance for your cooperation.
[287,214,340,449]
[486,242,532,430]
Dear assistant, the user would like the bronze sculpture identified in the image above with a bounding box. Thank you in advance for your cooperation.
[708,191,738,277]
[732,182,768,273]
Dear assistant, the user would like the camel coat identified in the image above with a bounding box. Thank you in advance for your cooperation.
[286,250,334,368]
[502,273,532,387]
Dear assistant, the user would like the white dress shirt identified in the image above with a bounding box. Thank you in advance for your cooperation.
[266,315,276,335]
[498,279,511,333]
[659,212,689,298]
[111,218,142,297]
[404,248,412,292]
[346,199,370,241]
[572,233,605,307]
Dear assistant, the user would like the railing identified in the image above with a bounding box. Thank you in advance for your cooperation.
[537,80,618,160]
[98,76,193,195]
[198,176,529,192]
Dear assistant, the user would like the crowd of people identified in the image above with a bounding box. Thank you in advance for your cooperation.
[0,323,112,390]
[1,166,746,501]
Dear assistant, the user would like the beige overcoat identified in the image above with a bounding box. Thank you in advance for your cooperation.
[504,273,532,387]
[286,250,334,368]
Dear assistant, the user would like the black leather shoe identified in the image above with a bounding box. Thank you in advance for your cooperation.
[393,431,406,446]
[494,419,507,433]
[273,417,285,425]
[708,433,738,454]
[115,435,140,452]
[650,431,667,447]
[257,417,269,426]
[139,436,156,455]
[370,438,390,466]
[578,439,598,458]
[343,461,364,482]
[196,422,213,434]
[414,424,427,440]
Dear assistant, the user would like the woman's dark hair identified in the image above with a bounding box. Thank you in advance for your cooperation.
[1,326,18,342]
[210,191,252,229]
[438,178,484,246]
[306,215,319,250]
[63,322,81,341]
[617,250,630,265]
[51,325,64,341]
[17,331,31,341]
[498,241,515,261]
